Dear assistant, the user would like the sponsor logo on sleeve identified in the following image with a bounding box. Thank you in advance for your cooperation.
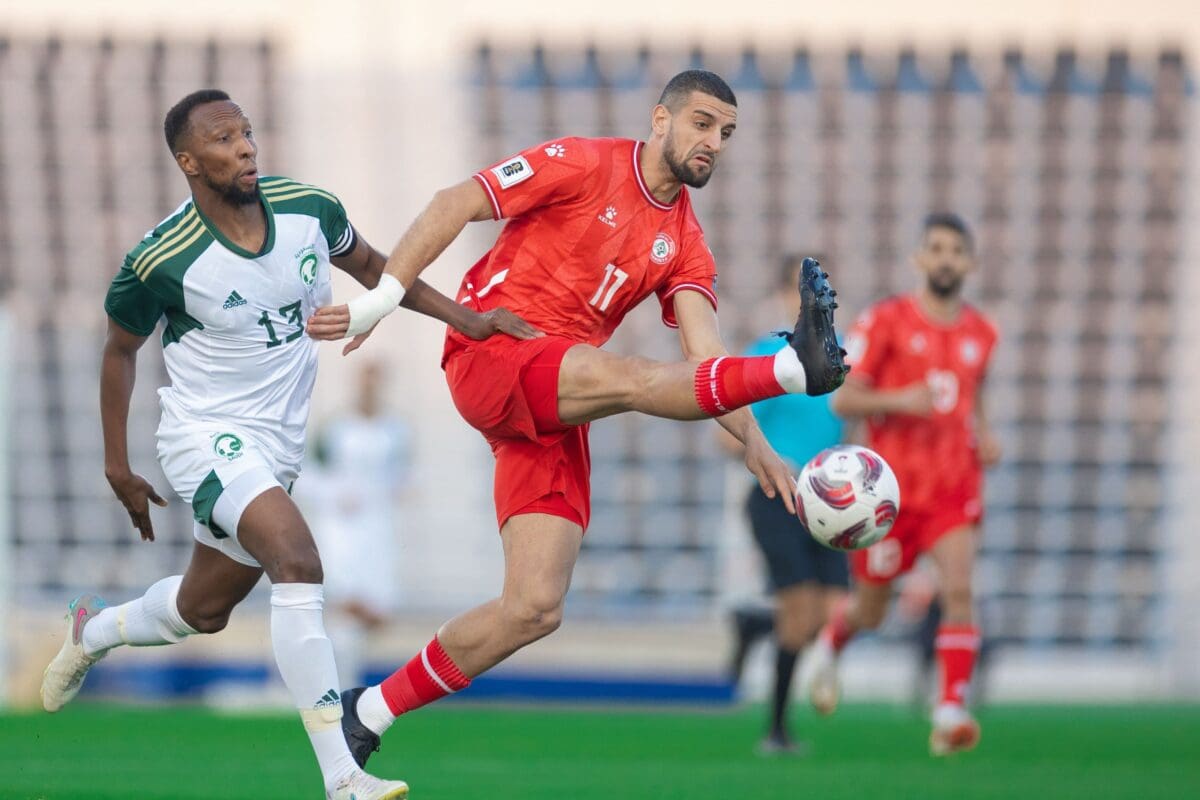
[544,143,566,157]
[491,155,534,189]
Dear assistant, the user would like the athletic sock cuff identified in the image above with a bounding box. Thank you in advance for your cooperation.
[935,624,981,651]
[694,357,728,417]
[427,636,471,691]
[163,575,198,636]
[270,583,325,611]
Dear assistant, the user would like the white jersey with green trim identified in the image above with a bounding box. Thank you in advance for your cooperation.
[105,176,358,467]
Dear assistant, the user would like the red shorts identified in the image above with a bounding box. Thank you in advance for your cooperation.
[850,489,982,584]
[444,334,590,530]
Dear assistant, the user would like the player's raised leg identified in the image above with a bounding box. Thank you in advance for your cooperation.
[926,525,982,756]
[345,512,581,765]
[236,485,407,799]
[556,258,847,427]
[40,542,262,712]
[800,580,892,715]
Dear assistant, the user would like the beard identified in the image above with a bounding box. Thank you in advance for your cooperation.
[663,136,714,189]
[927,266,964,298]
[203,172,259,206]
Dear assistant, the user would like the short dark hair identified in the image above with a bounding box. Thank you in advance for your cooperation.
[164,89,231,154]
[923,212,973,251]
[658,69,737,111]
[780,252,824,288]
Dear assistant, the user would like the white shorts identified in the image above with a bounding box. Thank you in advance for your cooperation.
[157,423,299,568]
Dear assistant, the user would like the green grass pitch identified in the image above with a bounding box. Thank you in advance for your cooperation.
[2,703,1198,799]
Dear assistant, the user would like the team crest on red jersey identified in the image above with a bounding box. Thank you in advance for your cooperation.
[650,233,675,264]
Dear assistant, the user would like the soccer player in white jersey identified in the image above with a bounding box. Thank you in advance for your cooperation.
[39,89,536,800]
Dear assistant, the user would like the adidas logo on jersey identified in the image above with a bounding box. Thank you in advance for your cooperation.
[222,291,247,309]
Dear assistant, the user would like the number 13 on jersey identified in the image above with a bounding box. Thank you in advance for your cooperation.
[588,264,628,312]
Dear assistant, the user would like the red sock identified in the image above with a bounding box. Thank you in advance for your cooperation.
[379,635,471,716]
[935,624,980,706]
[693,356,785,417]
[821,596,855,653]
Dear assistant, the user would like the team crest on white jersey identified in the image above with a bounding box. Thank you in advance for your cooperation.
[296,245,318,288]
[650,233,675,264]
[544,143,565,158]
[492,155,534,189]
[597,205,618,228]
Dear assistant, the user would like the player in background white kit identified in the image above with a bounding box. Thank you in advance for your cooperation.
[38,90,537,800]
[308,362,412,688]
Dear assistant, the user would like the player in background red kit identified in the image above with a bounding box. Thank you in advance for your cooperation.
[305,70,849,767]
[801,213,1001,756]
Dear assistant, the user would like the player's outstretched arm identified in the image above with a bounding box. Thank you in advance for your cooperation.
[830,375,935,419]
[324,227,540,352]
[100,319,168,541]
[307,179,494,341]
[324,231,542,354]
[674,290,797,514]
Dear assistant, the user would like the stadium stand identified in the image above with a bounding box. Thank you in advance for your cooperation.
[0,37,1187,654]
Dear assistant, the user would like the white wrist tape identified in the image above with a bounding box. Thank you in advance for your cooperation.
[346,273,405,336]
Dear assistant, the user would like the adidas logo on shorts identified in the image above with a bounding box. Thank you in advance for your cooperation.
[222,290,248,309]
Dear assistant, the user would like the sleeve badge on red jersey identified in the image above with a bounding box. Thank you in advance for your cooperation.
[491,155,534,189]
[960,339,982,366]
[544,143,566,157]
[650,232,675,264]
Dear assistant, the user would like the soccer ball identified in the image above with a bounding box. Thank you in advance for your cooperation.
[795,445,900,551]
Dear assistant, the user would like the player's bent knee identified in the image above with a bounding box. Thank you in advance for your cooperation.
[502,596,565,642]
[188,611,232,635]
[266,551,324,585]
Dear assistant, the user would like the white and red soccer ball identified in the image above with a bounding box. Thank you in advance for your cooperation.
[795,444,900,551]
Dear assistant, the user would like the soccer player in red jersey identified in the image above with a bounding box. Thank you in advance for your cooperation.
[305,70,849,764]
[800,212,1001,756]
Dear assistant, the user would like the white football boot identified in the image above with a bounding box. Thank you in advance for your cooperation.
[929,702,981,756]
[798,637,840,716]
[326,770,409,800]
[41,594,108,712]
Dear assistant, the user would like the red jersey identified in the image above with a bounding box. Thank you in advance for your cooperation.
[445,137,718,358]
[844,294,999,509]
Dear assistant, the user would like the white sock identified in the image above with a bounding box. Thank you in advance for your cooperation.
[81,575,197,657]
[270,583,358,790]
[773,347,808,394]
[355,684,397,736]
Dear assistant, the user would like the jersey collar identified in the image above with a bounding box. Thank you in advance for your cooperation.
[193,187,277,259]
[633,141,678,211]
